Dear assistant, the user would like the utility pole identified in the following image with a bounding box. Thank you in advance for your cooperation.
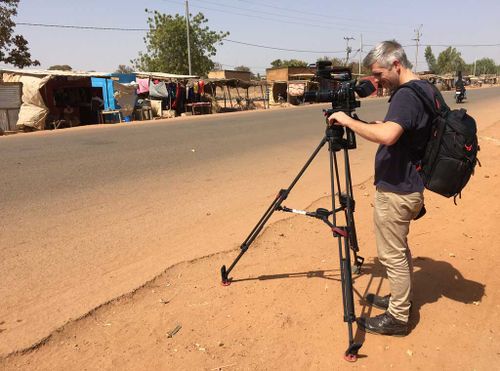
[344,36,355,66]
[358,34,363,76]
[185,0,192,75]
[412,24,423,73]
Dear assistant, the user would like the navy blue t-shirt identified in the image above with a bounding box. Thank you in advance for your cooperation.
[374,80,434,193]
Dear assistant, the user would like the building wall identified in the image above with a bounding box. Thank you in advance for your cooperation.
[208,70,252,81]
[266,67,316,82]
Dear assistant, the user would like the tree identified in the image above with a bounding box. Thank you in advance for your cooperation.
[436,47,466,74]
[115,64,134,74]
[234,65,255,79]
[0,0,40,67]
[424,46,438,73]
[212,62,223,71]
[270,59,282,68]
[133,10,229,75]
[48,64,72,71]
[234,65,250,72]
[270,59,308,68]
[312,57,371,75]
[474,58,497,75]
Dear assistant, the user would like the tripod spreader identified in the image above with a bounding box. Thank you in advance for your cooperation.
[219,125,365,361]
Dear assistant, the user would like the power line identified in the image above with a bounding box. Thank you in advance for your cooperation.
[17,22,149,31]
[16,22,345,53]
[223,39,344,54]
[162,0,398,35]
[421,43,500,47]
[16,22,500,50]
[185,0,408,33]
[229,0,410,28]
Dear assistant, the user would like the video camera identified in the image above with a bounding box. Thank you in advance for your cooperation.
[304,60,375,110]
[304,61,375,149]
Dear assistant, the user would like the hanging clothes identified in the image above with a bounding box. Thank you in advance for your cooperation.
[149,80,169,99]
[137,78,150,94]
[188,86,195,102]
[172,83,181,109]
[175,85,186,115]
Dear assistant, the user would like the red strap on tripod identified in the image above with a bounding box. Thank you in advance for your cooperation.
[332,227,348,237]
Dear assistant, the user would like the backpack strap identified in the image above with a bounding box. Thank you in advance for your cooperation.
[389,80,448,117]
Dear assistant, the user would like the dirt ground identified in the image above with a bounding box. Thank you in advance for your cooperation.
[1,93,499,370]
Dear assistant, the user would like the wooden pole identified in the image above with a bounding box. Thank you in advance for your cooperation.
[222,85,227,108]
[227,86,233,108]
[260,84,266,109]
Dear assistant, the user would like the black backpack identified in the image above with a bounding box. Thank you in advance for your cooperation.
[395,81,479,202]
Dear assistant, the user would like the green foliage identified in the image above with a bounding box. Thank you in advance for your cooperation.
[234,65,250,72]
[313,57,371,75]
[474,58,497,75]
[48,64,72,71]
[0,0,39,67]
[212,62,223,71]
[436,47,466,74]
[424,46,497,76]
[115,65,134,74]
[330,57,346,66]
[233,65,255,79]
[424,46,438,73]
[133,10,229,76]
[270,59,308,68]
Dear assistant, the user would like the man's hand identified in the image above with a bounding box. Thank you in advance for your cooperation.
[327,111,351,127]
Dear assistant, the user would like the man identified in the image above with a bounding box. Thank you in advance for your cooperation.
[455,71,466,97]
[328,40,433,336]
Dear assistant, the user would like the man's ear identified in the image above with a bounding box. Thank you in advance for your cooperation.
[393,60,402,73]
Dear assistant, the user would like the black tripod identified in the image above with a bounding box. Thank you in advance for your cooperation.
[220,112,365,362]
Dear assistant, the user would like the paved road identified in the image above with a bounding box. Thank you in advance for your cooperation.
[0,87,498,355]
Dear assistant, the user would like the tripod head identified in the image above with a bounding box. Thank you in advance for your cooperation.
[323,108,362,151]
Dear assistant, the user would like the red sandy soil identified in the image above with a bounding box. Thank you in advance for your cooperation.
[1,94,499,371]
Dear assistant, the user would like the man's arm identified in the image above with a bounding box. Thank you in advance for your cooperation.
[328,111,404,146]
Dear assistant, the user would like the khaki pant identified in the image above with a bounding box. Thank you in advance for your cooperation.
[374,188,424,322]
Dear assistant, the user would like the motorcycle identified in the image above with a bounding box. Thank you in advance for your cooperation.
[455,87,466,103]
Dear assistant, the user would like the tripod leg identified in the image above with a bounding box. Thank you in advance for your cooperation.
[337,233,362,362]
[343,147,364,273]
[220,136,328,285]
[329,138,362,361]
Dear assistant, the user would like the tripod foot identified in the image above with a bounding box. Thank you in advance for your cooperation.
[344,342,362,362]
[221,265,231,286]
[343,353,357,362]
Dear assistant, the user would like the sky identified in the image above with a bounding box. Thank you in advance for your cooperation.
[3,0,500,74]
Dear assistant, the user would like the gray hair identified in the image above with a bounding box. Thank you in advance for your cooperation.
[363,40,412,69]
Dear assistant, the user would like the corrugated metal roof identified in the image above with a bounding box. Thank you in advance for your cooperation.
[1,68,202,80]
[0,68,111,78]
[0,83,22,109]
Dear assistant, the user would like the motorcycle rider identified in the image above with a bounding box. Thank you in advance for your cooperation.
[455,71,466,100]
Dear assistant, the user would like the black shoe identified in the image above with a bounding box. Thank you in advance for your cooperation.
[365,293,390,310]
[356,312,408,336]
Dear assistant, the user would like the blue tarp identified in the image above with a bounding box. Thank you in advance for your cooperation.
[91,77,115,110]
